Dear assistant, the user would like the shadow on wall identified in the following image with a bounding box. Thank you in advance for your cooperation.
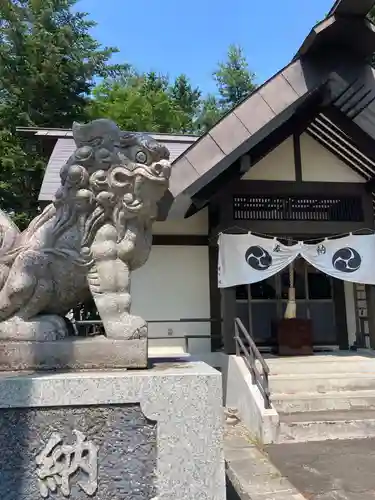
[226,474,242,500]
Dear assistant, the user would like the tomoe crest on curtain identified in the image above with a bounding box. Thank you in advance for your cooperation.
[217,232,375,288]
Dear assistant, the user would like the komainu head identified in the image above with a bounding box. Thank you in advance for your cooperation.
[53,119,172,246]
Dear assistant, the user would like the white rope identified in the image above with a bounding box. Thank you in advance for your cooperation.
[284,240,297,319]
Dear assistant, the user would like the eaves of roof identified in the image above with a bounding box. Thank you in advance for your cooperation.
[15,127,199,144]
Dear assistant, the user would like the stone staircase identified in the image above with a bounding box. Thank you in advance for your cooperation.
[266,352,375,443]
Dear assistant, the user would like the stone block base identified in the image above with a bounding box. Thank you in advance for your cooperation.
[0,362,225,500]
[0,336,147,370]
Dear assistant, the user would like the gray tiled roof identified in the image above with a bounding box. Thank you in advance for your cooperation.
[38,133,198,201]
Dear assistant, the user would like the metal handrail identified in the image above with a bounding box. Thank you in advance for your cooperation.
[234,317,271,409]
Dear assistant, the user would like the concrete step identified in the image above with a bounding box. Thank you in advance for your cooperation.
[277,409,375,443]
[267,356,375,375]
[269,372,375,394]
[224,423,305,499]
[273,389,375,413]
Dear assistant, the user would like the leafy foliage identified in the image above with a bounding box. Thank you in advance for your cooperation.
[0,2,257,226]
[213,44,257,110]
[0,130,44,229]
[89,70,202,134]
[196,94,223,133]
[169,74,202,132]
[89,44,256,134]
[0,0,124,227]
[0,0,124,128]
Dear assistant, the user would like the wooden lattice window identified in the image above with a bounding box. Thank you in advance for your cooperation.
[233,195,364,222]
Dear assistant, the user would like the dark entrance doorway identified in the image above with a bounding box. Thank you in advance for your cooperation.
[235,258,346,348]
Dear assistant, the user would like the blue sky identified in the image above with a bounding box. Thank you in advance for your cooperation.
[75,0,333,95]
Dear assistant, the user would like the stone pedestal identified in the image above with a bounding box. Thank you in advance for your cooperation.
[0,362,225,500]
[0,336,147,371]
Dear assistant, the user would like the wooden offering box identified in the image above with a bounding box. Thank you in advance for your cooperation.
[277,318,313,356]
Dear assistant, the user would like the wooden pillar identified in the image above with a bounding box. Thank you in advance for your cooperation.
[208,204,223,352]
[293,132,302,183]
[365,285,375,349]
[364,190,375,349]
[209,244,222,351]
[333,279,349,350]
[221,287,237,354]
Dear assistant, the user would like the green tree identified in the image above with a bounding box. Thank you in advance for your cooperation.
[141,71,169,93]
[213,44,256,109]
[89,71,202,134]
[196,94,222,133]
[197,44,257,132]
[169,74,201,132]
[0,0,123,227]
[90,44,257,135]
[0,130,44,229]
[0,0,124,128]
[89,73,179,133]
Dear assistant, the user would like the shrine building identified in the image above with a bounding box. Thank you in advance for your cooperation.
[18,0,375,360]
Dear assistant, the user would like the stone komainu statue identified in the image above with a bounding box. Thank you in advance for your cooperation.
[0,119,171,341]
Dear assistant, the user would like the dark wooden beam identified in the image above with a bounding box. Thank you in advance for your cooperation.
[329,0,375,17]
[293,133,302,182]
[323,105,375,168]
[213,220,369,237]
[362,190,375,228]
[186,159,242,217]
[221,288,237,355]
[223,179,367,196]
[364,189,375,349]
[208,180,371,237]
[296,16,375,61]
[366,285,375,349]
[333,279,349,349]
[208,205,222,352]
[366,178,375,191]
[187,87,328,216]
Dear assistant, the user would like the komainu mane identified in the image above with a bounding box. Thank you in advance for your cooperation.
[0,119,171,341]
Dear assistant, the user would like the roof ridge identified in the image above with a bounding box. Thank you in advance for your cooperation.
[16,126,200,140]
[328,0,375,18]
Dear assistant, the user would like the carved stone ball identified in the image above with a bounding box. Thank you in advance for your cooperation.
[66,164,88,188]
[135,151,147,164]
[90,170,108,193]
[75,145,93,162]
[123,193,134,204]
[75,189,94,212]
[96,191,116,208]
[96,148,112,163]
[81,246,91,258]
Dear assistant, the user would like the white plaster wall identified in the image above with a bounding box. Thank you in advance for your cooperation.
[153,208,208,235]
[242,136,295,181]
[300,133,365,183]
[225,356,279,444]
[344,281,357,347]
[131,245,211,353]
